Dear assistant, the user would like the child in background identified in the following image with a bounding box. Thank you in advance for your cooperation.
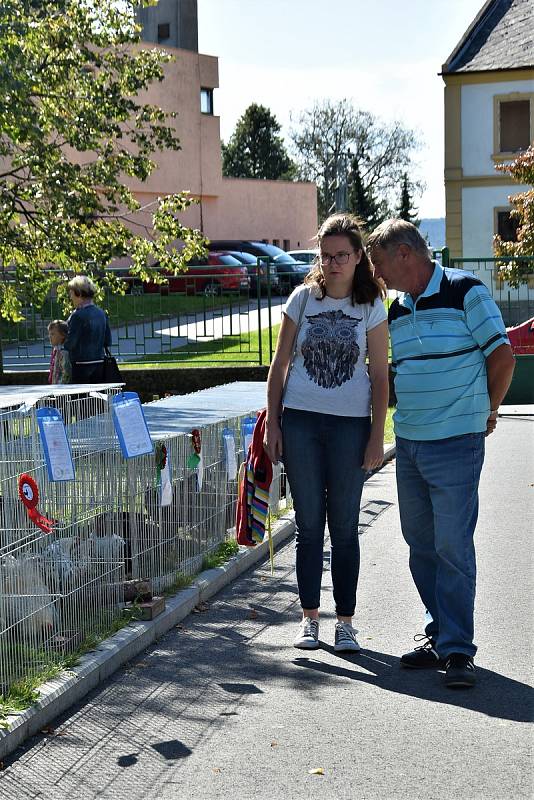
[48,320,71,384]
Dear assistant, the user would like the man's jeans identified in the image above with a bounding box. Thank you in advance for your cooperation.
[282,408,370,617]
[395,433,485,658]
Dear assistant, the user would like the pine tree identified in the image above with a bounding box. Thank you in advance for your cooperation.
[222,104,295,180]
[397,173,420,226]
[348,160,386,232]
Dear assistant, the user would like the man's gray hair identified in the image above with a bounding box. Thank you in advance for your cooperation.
[367,219,430,257]
[67,275,97,298]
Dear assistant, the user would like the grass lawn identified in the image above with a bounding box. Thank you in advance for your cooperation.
[122,322,281,368]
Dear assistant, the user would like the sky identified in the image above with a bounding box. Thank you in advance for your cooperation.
[197,0,485,218]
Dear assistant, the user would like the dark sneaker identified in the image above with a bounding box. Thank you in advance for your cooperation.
[293,618,319,650]
[400,634,444,669]
[444,653,476,688]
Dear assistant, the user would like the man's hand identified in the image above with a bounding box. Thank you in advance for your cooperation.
[485,410,498,437]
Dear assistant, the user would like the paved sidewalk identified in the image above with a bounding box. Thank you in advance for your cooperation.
[0,417,532,799]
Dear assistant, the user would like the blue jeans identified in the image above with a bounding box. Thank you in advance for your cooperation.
[281,408,370,617]
[395,433,485,658]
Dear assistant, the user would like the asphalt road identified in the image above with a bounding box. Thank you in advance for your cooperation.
[1,414,532,799]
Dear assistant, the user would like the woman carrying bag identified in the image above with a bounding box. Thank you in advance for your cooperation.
[64,275,113,385]
[263,213,389,652]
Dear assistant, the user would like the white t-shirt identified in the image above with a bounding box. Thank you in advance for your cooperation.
[283,284,387,417]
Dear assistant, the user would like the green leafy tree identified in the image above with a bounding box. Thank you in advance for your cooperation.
[0,0,206,326]
[397,173,420,226]
[290,98,422,221]
[494,145,534,286]
[222,104,295,180]
[348,160,387,232]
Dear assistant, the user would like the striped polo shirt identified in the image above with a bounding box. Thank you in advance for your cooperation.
[389,262,509,441]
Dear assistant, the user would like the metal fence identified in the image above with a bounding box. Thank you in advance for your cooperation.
[2,254,532,373]
[448,255,534,327]
[1,265,295,371]
[0,382,288,697]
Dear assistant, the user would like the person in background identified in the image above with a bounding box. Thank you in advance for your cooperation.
[64,275,111,384]
[263,213,389,653]
[368,218,515,689]
[47,320,71,384]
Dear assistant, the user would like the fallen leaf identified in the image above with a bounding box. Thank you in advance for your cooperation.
[248,609,258,620]
[309,768,324,775]
[40,726,55,735]
[271,741,278,747]
[212,767,222,773]
[193,601,209,613]
[0,762,5,770]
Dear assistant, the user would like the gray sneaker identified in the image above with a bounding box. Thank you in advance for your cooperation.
[293,618,319,649]
[334,622,360,653]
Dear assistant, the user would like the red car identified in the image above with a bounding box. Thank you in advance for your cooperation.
[143,253,249,296]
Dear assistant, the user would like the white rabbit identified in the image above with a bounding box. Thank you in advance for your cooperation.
[0,554,59,642]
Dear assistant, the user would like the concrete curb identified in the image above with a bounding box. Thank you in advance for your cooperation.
[0,515,296,761]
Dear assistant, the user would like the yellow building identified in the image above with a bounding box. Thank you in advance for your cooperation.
[442,0,534,266]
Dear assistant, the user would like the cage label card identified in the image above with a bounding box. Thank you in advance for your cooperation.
[36,407,75,482]
[112,392,153,459]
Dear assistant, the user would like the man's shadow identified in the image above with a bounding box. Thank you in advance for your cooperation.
[293,647,534,722]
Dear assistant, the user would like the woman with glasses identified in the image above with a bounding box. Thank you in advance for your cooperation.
[264,213,388,652]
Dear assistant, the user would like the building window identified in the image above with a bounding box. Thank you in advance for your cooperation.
[283,239,290,251]
[157,23,170,42]
[200,88,213,115]
[497,210,519,242]
[272,239,280,247]
[498,98,531,153]
[492,94,534,161]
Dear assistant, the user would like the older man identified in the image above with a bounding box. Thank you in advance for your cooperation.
[368,220,515,688]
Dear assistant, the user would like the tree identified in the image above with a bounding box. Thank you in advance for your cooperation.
[397,173,420,226]
[0,0,206,324]
[493,145,534,286]
[348,160,387,232]
[290,99,422,220]
[222,104,295,180]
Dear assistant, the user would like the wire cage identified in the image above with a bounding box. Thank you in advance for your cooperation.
[0,385,124,696]
[0,382,292,697]
[121,382,292,593]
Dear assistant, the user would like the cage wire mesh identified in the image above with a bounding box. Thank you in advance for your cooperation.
[0,382,291,697]
[0,385,124,696]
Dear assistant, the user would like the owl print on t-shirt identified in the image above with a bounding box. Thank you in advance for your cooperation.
[301,309,362,388]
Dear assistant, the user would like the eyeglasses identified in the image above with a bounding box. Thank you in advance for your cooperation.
[320,251,354,266]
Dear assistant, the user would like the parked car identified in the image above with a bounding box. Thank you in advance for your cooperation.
[287,249,318,266]
[208,241,309,293]
[219,250,279,297]
[143,253,249,296]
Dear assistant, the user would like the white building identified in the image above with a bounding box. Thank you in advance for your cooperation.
[442,0,533,267]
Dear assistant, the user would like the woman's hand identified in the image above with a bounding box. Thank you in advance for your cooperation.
[362,436,384,472]
[263,417,283,464]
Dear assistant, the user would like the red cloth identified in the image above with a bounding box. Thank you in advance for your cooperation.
[506,318,534,354]
[236,409,273,546]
